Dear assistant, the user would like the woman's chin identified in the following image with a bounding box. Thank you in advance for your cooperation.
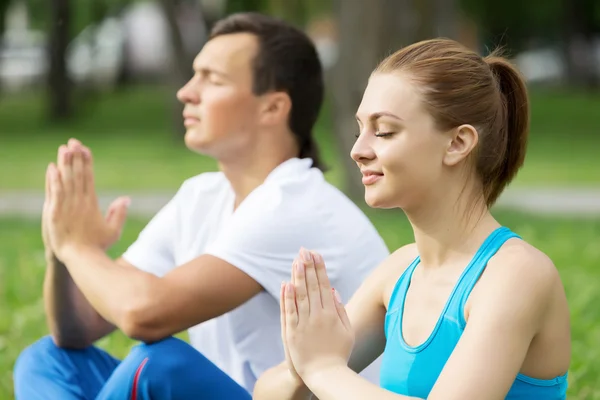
[364,189,391,209]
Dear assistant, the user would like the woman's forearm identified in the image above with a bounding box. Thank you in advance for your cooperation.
[253,364,314,400]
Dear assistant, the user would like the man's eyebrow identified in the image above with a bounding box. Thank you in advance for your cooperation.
[193,65,229,78]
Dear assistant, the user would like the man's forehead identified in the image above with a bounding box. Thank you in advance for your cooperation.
[194,33,258,71]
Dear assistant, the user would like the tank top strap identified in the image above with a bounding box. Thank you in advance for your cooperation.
[448,226,521,328]
[384,255,421,335]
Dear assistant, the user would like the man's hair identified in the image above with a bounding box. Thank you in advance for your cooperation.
[210,12,326,171]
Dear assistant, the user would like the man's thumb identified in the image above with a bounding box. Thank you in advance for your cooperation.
[106,196,130,232]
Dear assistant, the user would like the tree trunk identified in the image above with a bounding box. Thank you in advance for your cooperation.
[160,0,207,137]
[561,0,598,89]
[432,0,458,39]
[48,0,71,121]
[331,0,416,200]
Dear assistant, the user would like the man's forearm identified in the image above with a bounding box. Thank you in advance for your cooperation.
[59,245,158,336]
[43,251,112,347]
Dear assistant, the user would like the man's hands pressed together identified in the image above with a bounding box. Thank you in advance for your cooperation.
[45,139,130,261]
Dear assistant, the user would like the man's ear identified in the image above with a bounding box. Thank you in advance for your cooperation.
[259,92,291,126]
[443,124,479,166]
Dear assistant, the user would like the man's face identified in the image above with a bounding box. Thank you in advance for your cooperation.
[177,33,262,158]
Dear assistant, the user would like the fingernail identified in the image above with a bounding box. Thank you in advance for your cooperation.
[295,260,304,275]
[333,289,342,303]
[123,197,131,207]
[300,247,311,262]
[312,252,323,264]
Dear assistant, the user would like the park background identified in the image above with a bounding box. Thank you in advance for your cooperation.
[1,0,599,398]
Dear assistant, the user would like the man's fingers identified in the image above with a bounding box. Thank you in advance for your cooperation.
[57,144,73,193]
[67,138,81,148]
[80,144,95,196]
[48,163,63,218]
[72,147,85,195]
[57,145,68,169]
[106,196,130,239]
[44,163,52,203]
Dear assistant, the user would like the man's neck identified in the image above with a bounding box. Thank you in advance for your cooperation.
[218,154,295,210]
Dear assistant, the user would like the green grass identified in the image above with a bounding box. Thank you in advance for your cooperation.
[0,85,598,191]
[1,210,599,398]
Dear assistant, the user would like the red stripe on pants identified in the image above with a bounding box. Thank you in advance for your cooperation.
[130,357,149,400]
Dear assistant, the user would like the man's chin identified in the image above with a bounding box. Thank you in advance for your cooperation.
[184,131,211,153]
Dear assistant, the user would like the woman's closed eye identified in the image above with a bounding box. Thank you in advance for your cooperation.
[354,131,395,139]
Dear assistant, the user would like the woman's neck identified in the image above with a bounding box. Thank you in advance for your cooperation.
[405,187,500,269]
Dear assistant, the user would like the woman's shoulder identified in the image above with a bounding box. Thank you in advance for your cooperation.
[490,238,559,286]
[467,237,565,323]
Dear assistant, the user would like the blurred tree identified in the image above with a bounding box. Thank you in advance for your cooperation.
[0,0,13,94]
[414,0,459,41]
[461,0,562,51]
[0,0,11,41]
[226,0,264,14]
[331,0,416,199]
[268,0,307,27]
[562,0,599,89]
[161,0,208,136]
[48,0,71,120]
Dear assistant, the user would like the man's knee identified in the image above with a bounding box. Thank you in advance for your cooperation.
[128,336,205,377]
[14,336,60,378]
[99,337,208,399]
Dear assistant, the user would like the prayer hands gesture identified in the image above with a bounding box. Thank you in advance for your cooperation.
[43,139,130,260]
[280,248,355,384]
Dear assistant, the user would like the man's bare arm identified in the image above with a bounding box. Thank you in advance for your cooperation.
[43,254,138,348]
[58,244,263,343]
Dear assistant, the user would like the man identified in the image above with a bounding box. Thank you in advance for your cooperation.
[14,12,389,400]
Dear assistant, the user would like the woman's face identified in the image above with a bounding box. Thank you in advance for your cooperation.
[351,72,455,210]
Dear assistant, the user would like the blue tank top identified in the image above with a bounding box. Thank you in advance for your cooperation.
[379,226,568,399]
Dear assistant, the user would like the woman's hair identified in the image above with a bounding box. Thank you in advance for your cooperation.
[375,38,530,206]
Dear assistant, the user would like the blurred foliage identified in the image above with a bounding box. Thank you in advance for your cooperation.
[6,0,600,53]
[461,0,600,51]
[22,0,131,37]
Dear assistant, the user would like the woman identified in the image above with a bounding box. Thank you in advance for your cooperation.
[253,38,571,399]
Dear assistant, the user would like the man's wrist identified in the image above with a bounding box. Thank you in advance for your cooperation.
[58,242,101,265]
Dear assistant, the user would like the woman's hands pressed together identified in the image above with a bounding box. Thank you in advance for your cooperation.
[280,247,355,386]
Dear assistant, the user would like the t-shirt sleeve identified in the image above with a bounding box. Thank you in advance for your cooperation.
[121,191,181,277]
[204,194,301,299]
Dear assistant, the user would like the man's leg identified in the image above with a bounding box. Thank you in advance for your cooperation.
[97,336,252,400]
[13,335,120,400]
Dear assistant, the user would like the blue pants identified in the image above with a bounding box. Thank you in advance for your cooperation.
[13,336,252,400]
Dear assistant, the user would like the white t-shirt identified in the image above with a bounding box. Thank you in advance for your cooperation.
[122,158,390,393]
